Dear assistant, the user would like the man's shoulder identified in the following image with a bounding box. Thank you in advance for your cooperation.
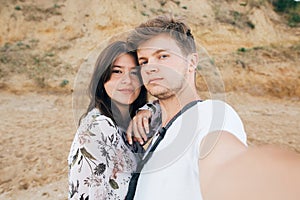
[196,99,231,112]
[198,99,228,105]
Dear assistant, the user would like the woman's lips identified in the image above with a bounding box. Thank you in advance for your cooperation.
[118,88,134,94]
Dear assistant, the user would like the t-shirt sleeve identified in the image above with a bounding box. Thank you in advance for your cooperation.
[197,100,248,159]
[222,102,247,146]
[202,100,247,146]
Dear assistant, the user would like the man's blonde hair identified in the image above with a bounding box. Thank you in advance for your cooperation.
[127,15,196,56]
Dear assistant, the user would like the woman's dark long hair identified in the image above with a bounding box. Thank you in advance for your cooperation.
[81,41,147,129]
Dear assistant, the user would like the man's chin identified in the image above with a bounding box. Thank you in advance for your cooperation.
[149,89,175,100]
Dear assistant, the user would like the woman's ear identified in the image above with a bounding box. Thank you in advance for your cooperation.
[188,53,199,72]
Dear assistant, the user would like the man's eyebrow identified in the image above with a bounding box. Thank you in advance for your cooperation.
[138,49,169,60]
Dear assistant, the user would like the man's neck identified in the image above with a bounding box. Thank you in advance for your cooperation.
[159,92,200,127]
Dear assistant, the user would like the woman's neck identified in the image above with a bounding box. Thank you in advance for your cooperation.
[111,102,131,129]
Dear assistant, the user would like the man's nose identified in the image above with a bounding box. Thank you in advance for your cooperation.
[143,59,158,74]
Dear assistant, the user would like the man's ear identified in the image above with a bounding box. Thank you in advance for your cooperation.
[188,53,199,72]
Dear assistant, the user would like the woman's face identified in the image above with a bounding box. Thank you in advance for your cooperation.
[104,53,141,106]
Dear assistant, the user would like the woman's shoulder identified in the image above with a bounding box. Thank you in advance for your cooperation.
[80,108,116,130]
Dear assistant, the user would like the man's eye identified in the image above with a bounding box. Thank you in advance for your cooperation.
[139,61,147,66]
[159,54,169,59]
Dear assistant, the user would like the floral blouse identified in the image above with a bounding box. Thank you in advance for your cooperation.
[68,108,138,200]
[68,102,161,200]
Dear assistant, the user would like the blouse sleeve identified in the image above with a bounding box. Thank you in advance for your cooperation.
[68,113,135,200]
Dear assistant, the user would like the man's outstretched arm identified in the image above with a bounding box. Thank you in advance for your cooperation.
[199,132,300,200]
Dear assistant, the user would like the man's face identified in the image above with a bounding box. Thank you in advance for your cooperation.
[137,34,190,99]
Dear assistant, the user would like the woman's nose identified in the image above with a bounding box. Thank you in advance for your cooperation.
[121,72,132,84]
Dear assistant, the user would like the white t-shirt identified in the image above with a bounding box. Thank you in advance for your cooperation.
[134,100,247,200]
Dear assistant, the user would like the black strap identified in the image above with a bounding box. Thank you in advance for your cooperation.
[125,100,202,200]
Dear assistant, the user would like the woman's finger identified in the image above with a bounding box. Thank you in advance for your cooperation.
[132,116,144,145]
[126,121,133,145]
[143,116,150,136]
[136,116,148,142]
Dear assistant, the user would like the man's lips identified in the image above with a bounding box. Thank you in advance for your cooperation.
[148,77,163,84]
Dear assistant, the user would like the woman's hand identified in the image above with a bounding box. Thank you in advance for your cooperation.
[126,110,152,145]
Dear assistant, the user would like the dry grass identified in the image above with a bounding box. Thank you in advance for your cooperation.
[0,40,73,88]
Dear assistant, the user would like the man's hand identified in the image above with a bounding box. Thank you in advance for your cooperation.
[126,110,152,145]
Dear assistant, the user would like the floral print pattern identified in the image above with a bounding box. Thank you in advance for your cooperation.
[68,108,137,200]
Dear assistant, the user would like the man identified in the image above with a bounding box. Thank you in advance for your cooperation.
[125,15,247,200]
[126,15,300,200]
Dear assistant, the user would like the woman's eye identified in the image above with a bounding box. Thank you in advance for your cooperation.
[130,70,138,76]
[112,69,122,74]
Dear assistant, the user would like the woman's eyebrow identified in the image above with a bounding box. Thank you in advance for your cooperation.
[112,65,123,68]
[112,65,139,70]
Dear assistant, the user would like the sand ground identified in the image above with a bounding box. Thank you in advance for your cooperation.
[0,90,299,200]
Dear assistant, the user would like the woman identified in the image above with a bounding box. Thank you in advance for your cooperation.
[68,41,148,200]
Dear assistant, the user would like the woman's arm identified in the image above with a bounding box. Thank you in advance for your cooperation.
[69,113,134,199]
[126,101,162,145]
